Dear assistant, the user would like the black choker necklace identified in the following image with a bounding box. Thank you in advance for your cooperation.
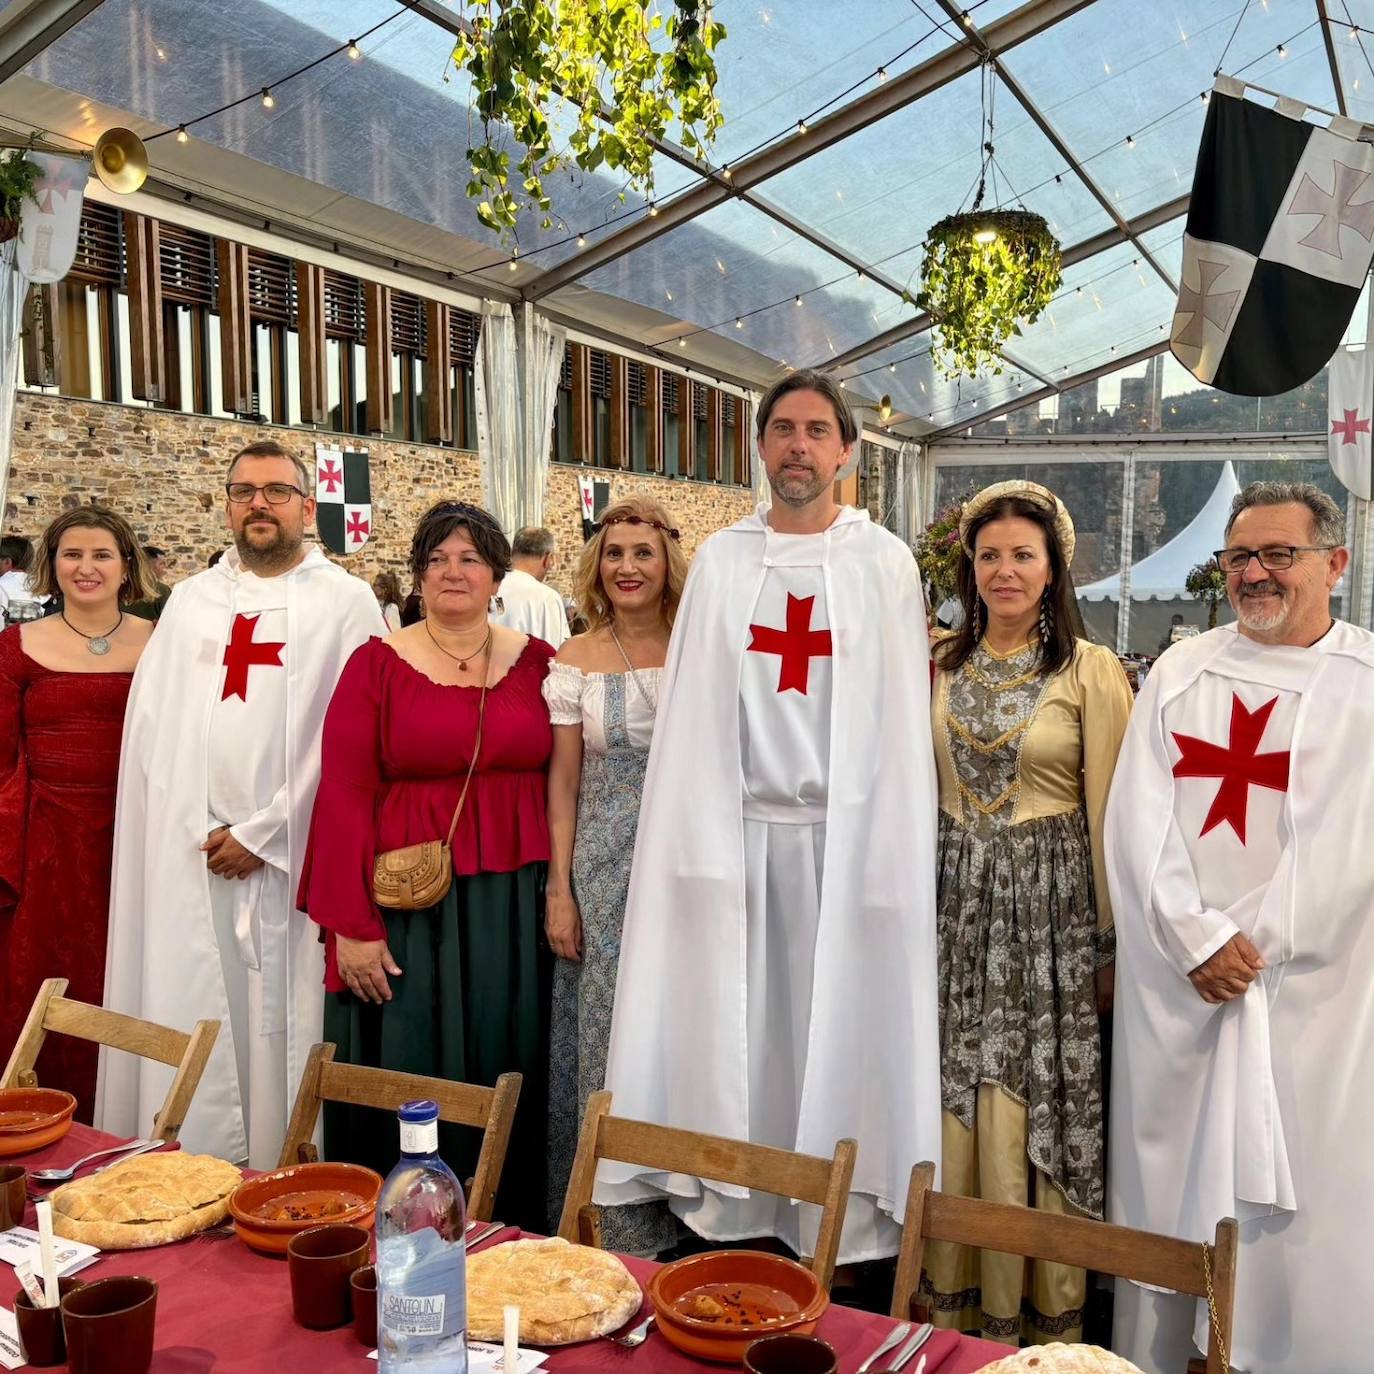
[62,610,123,656]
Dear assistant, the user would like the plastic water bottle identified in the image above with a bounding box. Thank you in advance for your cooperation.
[375,1100,468,1372]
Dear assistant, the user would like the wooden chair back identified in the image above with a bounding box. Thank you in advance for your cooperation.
[891,1162,1238,1374]
[279,1044,521,1223]
[2,977,220,1143]
[558,1090,857,1288]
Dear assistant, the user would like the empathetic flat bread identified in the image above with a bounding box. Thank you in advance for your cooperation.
[976,1345,1146,1374]
[467,1237,642,1346]
[51,1152,243,1250]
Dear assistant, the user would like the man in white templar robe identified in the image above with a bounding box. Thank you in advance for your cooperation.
[599,371,941,1264]
[491,525,568,648]
[1107,481,1374,1373]
[97,441,384,1167]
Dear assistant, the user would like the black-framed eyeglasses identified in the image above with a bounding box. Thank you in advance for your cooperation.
[1213,545,1336,574]
[598,514,681,542]
[226,482,304,505]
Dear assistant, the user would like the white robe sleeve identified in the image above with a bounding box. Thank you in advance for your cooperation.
[230,785,290,871]
[1148,814,1245,977]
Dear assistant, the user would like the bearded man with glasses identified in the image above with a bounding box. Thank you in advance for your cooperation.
[1106,480,1374,1374]
[98,439,385,1168]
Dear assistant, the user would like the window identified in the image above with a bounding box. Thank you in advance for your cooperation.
[722,394,739,486]
[389,292,425,442]
[158,223,214,414]
[662,373,681,474]
[450,308,480,449]
[247,249,295,424]
[693,381,710,482]
[552,343,574,462]
[627,361,649,472]
[588,349,612,464]
[323,270,365,434]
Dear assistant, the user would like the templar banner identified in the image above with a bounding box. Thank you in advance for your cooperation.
[314,442,372,555]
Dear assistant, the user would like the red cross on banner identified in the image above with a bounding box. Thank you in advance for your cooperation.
[318,458,343,492]
[1331,407,1371,444]
[747,593,833,694]
[221,613,285,702]
[347,511,370,542]
[1171,692,1291,844]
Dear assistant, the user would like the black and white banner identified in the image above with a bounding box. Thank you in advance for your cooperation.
[314,443,372,554]
[1172,77,1374,397]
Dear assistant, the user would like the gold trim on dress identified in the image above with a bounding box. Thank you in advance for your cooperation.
[956,777,1021,814]
[947,713,1032,755]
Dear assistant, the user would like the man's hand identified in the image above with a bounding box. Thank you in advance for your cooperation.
[201,827,265,880]
[336,935,402,1004]
[1188,932,1265,1005]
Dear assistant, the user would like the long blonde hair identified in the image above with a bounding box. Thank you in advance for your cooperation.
[573,496,687,632]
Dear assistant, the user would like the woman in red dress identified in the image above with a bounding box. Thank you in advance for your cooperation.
[299,500,554,1226]
[0,506,156,1117]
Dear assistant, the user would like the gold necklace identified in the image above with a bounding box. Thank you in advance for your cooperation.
[425,619,491,673]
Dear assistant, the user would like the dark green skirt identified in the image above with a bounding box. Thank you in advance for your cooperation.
[323,864,550,1231]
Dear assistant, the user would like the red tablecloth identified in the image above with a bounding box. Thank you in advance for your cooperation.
[5,1124,1009,1373]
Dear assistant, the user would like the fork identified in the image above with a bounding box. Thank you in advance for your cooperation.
[607,1313,655,1347]
[28,1138,159,1184]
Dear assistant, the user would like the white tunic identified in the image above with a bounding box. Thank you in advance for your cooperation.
[491,567,568,648]
[1107,621,1374,1373]
[598,506,941,1265]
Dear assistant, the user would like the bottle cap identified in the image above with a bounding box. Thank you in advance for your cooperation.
[397,1099,440,1124]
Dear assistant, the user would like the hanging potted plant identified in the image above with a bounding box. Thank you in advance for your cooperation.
[914,498,969,608]
[1185,557,1229,629]
[0,149,41,243]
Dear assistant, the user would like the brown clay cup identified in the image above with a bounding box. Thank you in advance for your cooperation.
[0,1165,26,1229]
[744,1333,839,1374]
[287,1223,370,1330]
[350,1263,378,1347]
[61,1275,158,1374]
[13,1275,84,1367]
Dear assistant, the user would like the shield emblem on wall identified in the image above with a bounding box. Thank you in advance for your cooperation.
[315,443,372,555]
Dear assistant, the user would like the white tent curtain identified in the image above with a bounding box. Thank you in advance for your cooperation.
[475,300,521,536]
[0,242,30,518]
[900,440,923,544]
[749,389,769,511]
[521,308,566,531]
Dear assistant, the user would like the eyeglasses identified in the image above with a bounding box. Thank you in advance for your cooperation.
[1213,545,1336,574]
[226,482,304,505]
[598,514,681,542]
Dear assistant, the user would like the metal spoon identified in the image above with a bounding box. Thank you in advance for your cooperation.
[29,1138,159,1183]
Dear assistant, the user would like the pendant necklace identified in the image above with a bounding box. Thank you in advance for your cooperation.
[63,610,122,657]
[609,623,659,710]
[426,619,491,673]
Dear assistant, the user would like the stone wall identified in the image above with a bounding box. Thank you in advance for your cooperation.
[8,393,755,596]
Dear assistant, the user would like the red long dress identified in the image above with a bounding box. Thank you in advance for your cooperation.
[0,626,133,1119]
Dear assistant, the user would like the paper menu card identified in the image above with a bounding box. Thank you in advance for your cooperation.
[368,1342,548,1371]
[0,1306,23,1371]
[0,1226,100,1278]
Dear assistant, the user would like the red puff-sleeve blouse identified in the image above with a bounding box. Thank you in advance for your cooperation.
[299,636,554,990]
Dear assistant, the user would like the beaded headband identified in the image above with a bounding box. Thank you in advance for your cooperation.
[597,513,681,542]
[957,479,1076,567]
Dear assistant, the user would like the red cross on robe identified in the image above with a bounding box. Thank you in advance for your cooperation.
[747,592,833,694]
[221,613,286,702]
[1171,692,1291,844]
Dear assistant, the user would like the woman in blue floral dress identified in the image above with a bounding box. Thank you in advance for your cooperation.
[543,496,687,1253]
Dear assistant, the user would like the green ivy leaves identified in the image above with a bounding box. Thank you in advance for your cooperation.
[0,152,42,226]
[917,211,1063,380]
[453,0,726,242]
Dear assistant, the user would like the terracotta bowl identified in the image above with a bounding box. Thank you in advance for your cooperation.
[228,1162,382,1255]
[648,1250,828,1365]
[0,1089,77,1158]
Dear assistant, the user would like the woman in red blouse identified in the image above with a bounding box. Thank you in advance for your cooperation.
[299,501,553,1226]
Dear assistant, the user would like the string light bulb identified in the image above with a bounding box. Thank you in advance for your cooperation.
[877,67,888,83]
[1352,26,1360,40]
[1276,43,1287,58]
[1125,133,1135,148]
[797,119,808,134]
[155,46,166,60]
[508,251,519,272]
[794,294,803,307]
[175,125,189,143]
[647,201,658,217]
[1201,90,1210,103]
[678,336,688,347]
[721,165,732,182]
[735,317,743,329]
[261,87,275,108]
[348,39,361,59]
[576,233,587,247]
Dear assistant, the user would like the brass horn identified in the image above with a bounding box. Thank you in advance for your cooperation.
[92,127,148,194]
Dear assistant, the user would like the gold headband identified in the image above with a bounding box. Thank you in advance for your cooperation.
[958,479,1076,566]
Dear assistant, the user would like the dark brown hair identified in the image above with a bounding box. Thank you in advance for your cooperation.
[409,500,511,586]
[755,369,858,446]
[932,495,1080,676]
[226,439,312,493]
[30,505,157,605]
[372,569,402,606]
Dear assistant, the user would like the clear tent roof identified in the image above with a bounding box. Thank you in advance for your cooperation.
[3,0,1358,435]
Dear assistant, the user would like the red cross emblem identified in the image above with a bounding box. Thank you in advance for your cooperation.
[1330,408,1371,445]
[318,458,343,493]
[1171,693,1290,844]
[221,613,285,702]
[346,511,370,542]
[747,593,833,694]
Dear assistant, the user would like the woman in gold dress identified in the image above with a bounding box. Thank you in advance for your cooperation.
[924,480,1133,1345]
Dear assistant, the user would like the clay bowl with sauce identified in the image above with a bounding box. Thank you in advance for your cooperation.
[648,1250,828,1364]
[228,1162,383,1255]
[0,1089,76,1157]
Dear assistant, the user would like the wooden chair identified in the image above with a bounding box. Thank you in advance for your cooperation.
[891,1162,1238,1374]
[2,977,220,1144]
[279,1044,521,1223]
[558,1090,857,1289]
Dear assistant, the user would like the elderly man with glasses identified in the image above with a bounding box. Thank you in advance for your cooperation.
[98,439,385,1168]
[1106,480,1374,1374]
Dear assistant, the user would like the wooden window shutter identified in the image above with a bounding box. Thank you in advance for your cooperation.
[216,239,252,414]
[424,298,453,445]
[707,386,722,482]
[390,291,425,355]
[643,364,662,473]
[364,280,392,433]
[449,307,480,367]
[70,202,123,286]
[296,261,328,425]
[677,376,693,477]
[158,223,215,307]
[569,343,592,462]
[246,249,294,324]
[123,213,165,404]
[323,270,364,340]
[609,354,629,469]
